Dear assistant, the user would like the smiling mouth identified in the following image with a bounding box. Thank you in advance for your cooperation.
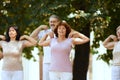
[59,32,64,34]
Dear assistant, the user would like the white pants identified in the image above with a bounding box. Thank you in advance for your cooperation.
[112,66,120,80]
[49,71,72,80]
[43,63,50,80]
[1,71,23,80]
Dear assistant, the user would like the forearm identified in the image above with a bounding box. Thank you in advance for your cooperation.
[69,30,85,38]
[23,35,37,45]
[30,26,42,40]
[78,32,89,42]
[0,35,5,40]
[30,25,48,40]
[39,34,48,43]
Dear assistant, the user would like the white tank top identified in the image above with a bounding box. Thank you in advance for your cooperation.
[113,41,120,66]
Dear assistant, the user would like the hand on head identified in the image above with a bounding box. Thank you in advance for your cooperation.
[0,35,6,40]
[109,35,118,41]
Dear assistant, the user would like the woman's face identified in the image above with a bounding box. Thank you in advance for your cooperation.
[9,27,17,39]
[57,25,66,36]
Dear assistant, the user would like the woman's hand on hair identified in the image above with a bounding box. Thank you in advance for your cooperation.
[0,35,5,40]
[109,35,118,41]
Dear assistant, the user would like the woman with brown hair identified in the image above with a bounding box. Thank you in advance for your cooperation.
[38,21,89,80]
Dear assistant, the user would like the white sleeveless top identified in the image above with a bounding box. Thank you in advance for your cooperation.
[38,29,52,63]
[113,41,120,66]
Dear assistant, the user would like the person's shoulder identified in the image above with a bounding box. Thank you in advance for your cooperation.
[40,29,50,34]
[0,40,6,43]
[67,37,73,41]
[115,41,120,44]
[51,37,57,41]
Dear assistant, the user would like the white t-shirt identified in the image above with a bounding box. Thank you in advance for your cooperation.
[38,29,51,63]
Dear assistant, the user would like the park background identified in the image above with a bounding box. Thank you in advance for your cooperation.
[0,0,120,80]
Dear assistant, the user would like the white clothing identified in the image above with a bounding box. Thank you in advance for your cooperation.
[1,70,23,80]
[113,41,120,66]
[49,71,72,80]
[112,41,120,80]
[43,63,50,80]
[38,29,52,80]
[38,29,51,63]
[112,66,120,80]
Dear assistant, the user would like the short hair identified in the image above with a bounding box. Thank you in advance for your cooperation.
[5,25,21,42]
[116,25,120,31]
[49,14,61,21]
[54,21,71,38]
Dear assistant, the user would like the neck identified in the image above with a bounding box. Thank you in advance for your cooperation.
[10,38,16,41]
[58,35,66,41]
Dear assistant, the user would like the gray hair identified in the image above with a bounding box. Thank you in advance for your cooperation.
[49,14,61,21]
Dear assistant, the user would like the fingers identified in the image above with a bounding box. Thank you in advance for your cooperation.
[68,33,73,38]
[47,31,54,38]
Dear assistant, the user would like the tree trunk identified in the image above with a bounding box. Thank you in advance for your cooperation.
[39,54,43,80]
[73,26,90,80]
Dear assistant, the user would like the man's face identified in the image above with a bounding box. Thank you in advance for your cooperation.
[49,18,59,31]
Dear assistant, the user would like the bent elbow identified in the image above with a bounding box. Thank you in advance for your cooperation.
[87,38,90,42]
[84,38,90,43]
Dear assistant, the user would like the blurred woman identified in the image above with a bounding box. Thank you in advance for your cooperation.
[103,25,120,80]
[38,21,89,80]
[0,26,37,80]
